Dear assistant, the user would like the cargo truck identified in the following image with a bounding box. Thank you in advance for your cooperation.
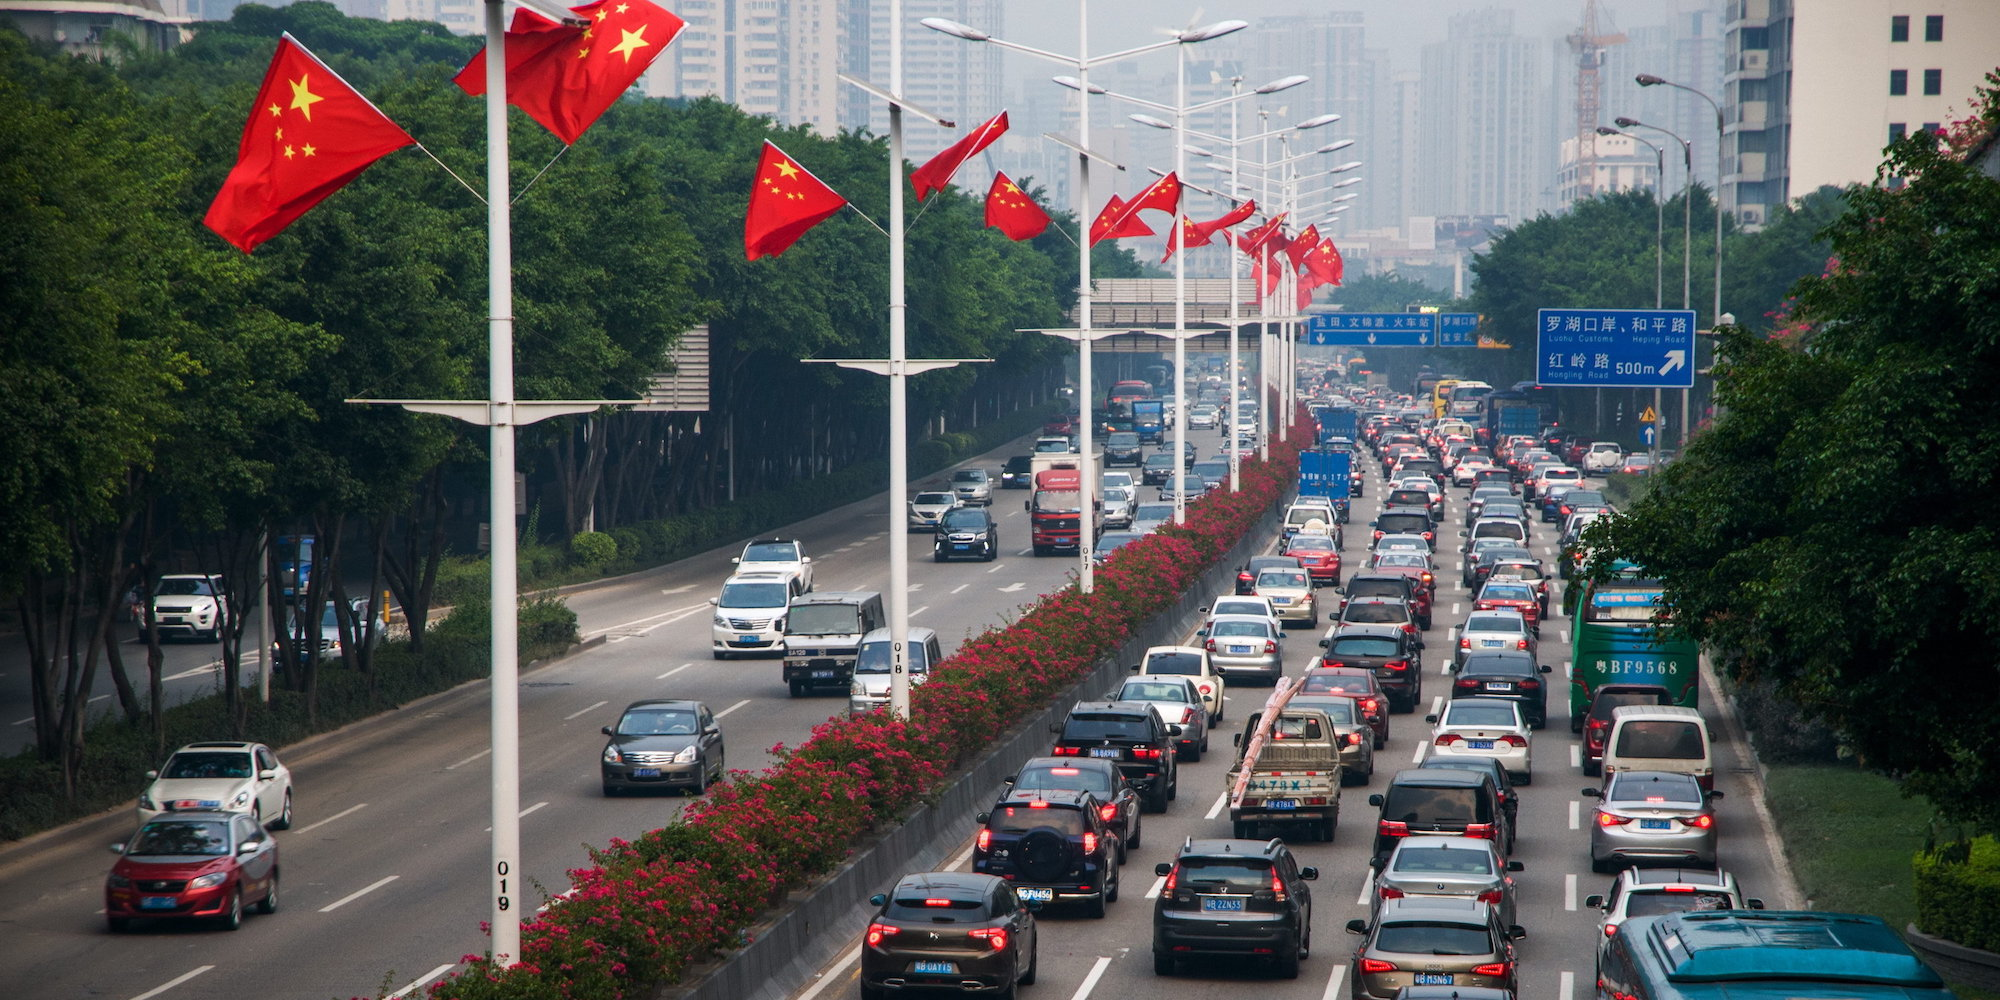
[1026,468,1096,555]
[1297,450,1353,523]
[1226,689,1344,841]
[1130,399,1166,444]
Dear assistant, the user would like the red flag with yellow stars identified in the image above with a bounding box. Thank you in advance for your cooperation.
[454,0,685,145]
[1285,224,1321,272]
[1089,194,1155,246]
[913,111,1009,201]
[1238,212,1288,257]
[203,34,414,253]
[744,140,849,260]
[1303,237,1345,287]
[984,171,1049,241]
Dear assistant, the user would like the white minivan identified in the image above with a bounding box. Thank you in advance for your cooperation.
[1602,705,1714,791]
[709,572,796,659]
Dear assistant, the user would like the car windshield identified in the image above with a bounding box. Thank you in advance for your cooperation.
[1374,922,1494,955]
[1108,433,1140,446]
[1118,681,1191,703]
[1289,537,1334,554]
[129,820,232,857]
[1465,614,1525,634]
[1256,570,1309,589]
[1265,715,1326,740]
[618,708,699,735]
[1290,697,1360,723]
[1377,514,1430,532]
[1329,637,1400,657]
[1624,891,1734,916]
[788,604,862,635]
[1144,651,1205,675]
[1145,455,1174,468]
[1033,490,1081,512]
[952,470,987,483]
[1134,504,1174,522]
[1344,603,1409,625]
[161,751,254,780]
[855,640,932,675]
[1095,535,1139,555]
[1388,491,1431,506]
[1302,673,1374,695]
[741,543,799,562]
[988,805,1087,835]
[1480,584,1534,602]
[1176,856,1273,890]
[940,509,988,530]
[1490,565,1544,582]
[1445,703,1518,727]
[1462,657,1535,678]
[913,492,956,505]
[1381,786,1481,824]
[1005,457,1032,473]
[1614,722,1706,760]
[1064,715,1152,741]
[885,894,986,921]
[1346,579,1407,600]
[1374,553,1427,570]
[718,582,789,608]
[1014,765,1113,796]
[1393,847,1496,876]
[1210,620,1271,638]
[155,578,216,597]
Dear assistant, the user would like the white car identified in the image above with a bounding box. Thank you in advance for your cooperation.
[1109,675,1211,761]
[1132,645,1227,723]
[733,538,813,593]
[1583,441,1626,474]
[1188,404,1220,430]
[907,491,961,530]
[143,574,228,642]
[137,741,293,830]
[1201,595,1281,636]
[1454,610,1535,668]
[1426,697,1533,783]
[710,572,794,659]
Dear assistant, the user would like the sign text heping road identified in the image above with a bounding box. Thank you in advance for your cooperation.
[1535,308,1697,389]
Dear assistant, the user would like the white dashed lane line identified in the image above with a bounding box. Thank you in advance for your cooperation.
[127,966,214,1000]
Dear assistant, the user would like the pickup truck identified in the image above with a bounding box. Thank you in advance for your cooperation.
[1225,696,1344,842]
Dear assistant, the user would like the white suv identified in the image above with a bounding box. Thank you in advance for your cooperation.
[1583,441,1625,474]
[709,572,796,659]
[732,538,813,593]
[144,574,228,642]
[1584,867,1762,974]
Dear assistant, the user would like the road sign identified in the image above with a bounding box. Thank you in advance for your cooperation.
[1639,405,1658,423]
[1438,313,1479,348]
[1640,424,1658,447]
[1535,308,1697,388]
[1305,312,1437,347]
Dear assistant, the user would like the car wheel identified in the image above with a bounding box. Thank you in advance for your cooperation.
[1373,733,1386,751]
[1591,856,1617,875]
[1571,712,1585,734]
[933,551,946,563]
[1167,767,1179,802]
[1418,616,1433,631]
[218,888,243,931]
[1514,769,1532,786]
[1085,889,1108,919]
[861,983,888,1000]
[1106,866,1120,903]
[1233,820,1253,839]
[1299,919,1312,959]
[1318,814,1336,843]
[691,762,708,796]
[1275,945,1301,979]
[257,870,279,914]
[1582,758,1602,777]
[271,790,293,830]
[1154,952,1176,976]
[1127,818,1142,850]
[788,680,804,697]
[1201,730,1211,753]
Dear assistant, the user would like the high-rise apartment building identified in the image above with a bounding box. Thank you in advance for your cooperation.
[862,0,1004,159]
[1596,0,1724,193]
[1418,8,1550,223]
[642,0,845,135]
[1247,12,1376,227]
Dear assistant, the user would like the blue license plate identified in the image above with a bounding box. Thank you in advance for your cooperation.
[631,768,660,778]
[812,670,836,678]
[914,960,957,975]
[1017,887,1053,903]
[1230,645,1252,654]
[1469,739,1495,750]
[140,896,178,910]
[1485,682,1511,691]
[1200,896,1245,912]
[738,635,759,644]
[1640,818,1672,830]
[1265,799,1298,810]
[1089,748,1120,758]
[1415,974,1454,986]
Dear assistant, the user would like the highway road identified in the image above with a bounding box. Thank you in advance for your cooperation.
[784,455,1798,1000]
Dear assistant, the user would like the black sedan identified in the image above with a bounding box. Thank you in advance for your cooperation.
[1450,651,1552,728]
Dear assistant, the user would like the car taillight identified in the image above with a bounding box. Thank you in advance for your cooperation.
[1373,530,1384,541]
[1378,820,1409,838]
[1420,572,1433,584]
[1423,532,1434,541]
[1516,638,1529,649]
[1477,889,1504,905]
[1455,677,1479,690]
[1100,804,1118,822]
[1459,636,1471,649]
[969,927,1008,951]
[1377,886,1405,900]
[1385,660,1408,672]
[1597,811,1631,827]
[1435,733,1462,745]
[1181,707,1199,725]
[1362,698,1380,715]
[1359,958,1398,974]
[1690,814,1715,829]
[1205,640,1218,652]
[1605,923,1619,936]
[1051,746,1081,756]
[1346,732,1363,746]
[866,922,899,946]
[1134,747,1164,760]
[1403,622,1419,635]
[976,828,992,851]
[1500,734,1527,747]
[1197,682,1213,695]
[1263,641,1277,654]
[1162,866,1178,894]
[1519,679,1540,690]
[1272,869,1288,902]
[1082,832,1099,855]
[1471,961,1512,978]
[1466,823,1496,840]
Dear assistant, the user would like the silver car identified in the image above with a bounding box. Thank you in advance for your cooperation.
[1198,613,1284,684]
[906,490,960,531]
[1130,502,1175,534]
[1109,676,1211,761]
[950,468,994,506]
[1371,835,1523,928]
[1583,770,1721,872]
[1253,567,1318,627]
[1454,610,1534,669]
[1102,486,1136,528]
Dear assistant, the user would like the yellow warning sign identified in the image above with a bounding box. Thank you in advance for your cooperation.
[1639,406,1659,423]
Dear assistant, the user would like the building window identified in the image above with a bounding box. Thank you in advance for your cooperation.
[1890,15,1908,41]
[1889,122,1907,143]
[1925,15,1943,41]
[1890,69,1908,96]
[1923,69,1942,95]
[1922,122,1940,134]
[1741,26,1769,48]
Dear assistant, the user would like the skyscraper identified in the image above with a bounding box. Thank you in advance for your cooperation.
[862,0,1005,160]
[642,0,847,135]
[1418,8,1551,222]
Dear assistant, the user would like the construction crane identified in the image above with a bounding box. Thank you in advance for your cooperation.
[1568,0,1627,201]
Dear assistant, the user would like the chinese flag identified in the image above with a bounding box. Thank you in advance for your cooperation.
[984,171,1049,241]
[1160,217,1202,262]
[912,111,1009,201]
[203,34,414,253]
[1303,238,1345,287]
[1250,258,1282,305]
[1297,273,1321,312]
[1089,195,1154,246]
[1239,212,1288,256]
[1285,224,1321,272]
[744,140,848,260]
[1101,171,1180,241]
[454,0,685,145]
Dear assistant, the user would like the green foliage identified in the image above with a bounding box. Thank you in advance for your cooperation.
[569,531,617,567]
[1915,836,2000,952]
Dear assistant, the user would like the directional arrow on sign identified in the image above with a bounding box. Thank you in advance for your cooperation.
[1658,349,1687,376]
[1366,332,1378,345]
[1418,332,1430,346]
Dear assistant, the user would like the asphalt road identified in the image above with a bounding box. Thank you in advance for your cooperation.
[786,457,1796,1000]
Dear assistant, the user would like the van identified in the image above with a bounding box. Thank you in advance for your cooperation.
[780,591,886,696]
[1367,769,1512,866]
[847,626,942,715]
[1603,705,1713,789]
[1462,517,1528,552]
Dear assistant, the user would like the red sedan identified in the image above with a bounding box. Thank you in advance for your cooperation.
[1283,533,1343,586]
[106,812,279,932]
[1473,579,1543,634]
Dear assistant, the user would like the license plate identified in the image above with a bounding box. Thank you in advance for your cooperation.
[1088,747,1120,758]
[1229,645,1252,654]
[1200,896,1246,912]
[913,960,957,975]
[631,768,660,778]
[1017,887,1054,902]
[1469,739,1495,750]
[1485,682,1511,691]
[140,896,178,910]
[1479,639,1503,647]
[1640,818,1672,830]
[1265,799,1297,810]
[1415,974,1454,986]
[812,670,836,678]
[738,635,759,644]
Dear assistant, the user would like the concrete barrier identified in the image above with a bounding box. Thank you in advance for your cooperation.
[656,504,1283,1000]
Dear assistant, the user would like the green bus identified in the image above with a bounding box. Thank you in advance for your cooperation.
[1598,910,1955,1000]
[1568,573,1699,731]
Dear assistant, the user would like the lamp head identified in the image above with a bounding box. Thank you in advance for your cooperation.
[921,17,989,42]
[1333,176,1362,187]
[1332,192,1359,202]
[1329,159,1363,172]
[1635,73,1666,87]
[1319,140,1356,155]
[1130,113,1174,130]
[1179,19,1249,43]
[1185,144,1216,158]
[1614,116,1642,128]
[1296,113,1342,130]
[1257,74,1310,95]
[1595,125,1623,136]
[1053,76,1108,95]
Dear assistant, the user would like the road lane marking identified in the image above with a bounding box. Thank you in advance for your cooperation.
[1570,800,1581,831]
[660,584,694,595]
[1561,969,1575,1000]
[715,698,752,719]
[657,663,692,680]
[1451,603,1462,615]
[1570,744,1582,769]
[293,803,367,836]
[163,661,222,683]
[319,875,399,912]
[1560,629,1570,643]
[946,844,975,871]
[1355,873,1373,905]
[1566,872,1580,911]
[1205,791,1229,820]
[1430,694,1444,714]
[445,748,491,770]
[1564,659,1573,679]
[951,584,969,594]
[1069,956,1112,1000]
[988,562,1008,573]
[1411,739,1427,764]
[911,606,929,618]
[10,716,30,726]
[795,946,863,1000]
[520,801,548,819]
[1145,875,1168,899]
[632,606,711,635]
[583,601,710,640]
[129,966,214,1000]
[998,582,1024,593]
[388,964,455,999]
[1320,963,1351,1000]
[564,700,608,721]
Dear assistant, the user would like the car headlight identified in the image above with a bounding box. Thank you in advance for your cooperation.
[189,872,228,889]
[602,745,622,764]
[673,745,698,764]
[108,873,132,888]
[229,790,251,809]
[713,615,728,627]
[138,793,157,811]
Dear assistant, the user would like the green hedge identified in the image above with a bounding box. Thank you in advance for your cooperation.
[1915,836,2000,953]
[0,597,578,842]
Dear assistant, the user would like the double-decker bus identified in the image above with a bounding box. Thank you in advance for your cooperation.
[1568,570,1700,730]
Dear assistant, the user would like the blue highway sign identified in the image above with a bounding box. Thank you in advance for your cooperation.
[1535,308,1697,388]
[1640,424,1657,447]
[1305,312,1437,347]
[1438,313,1479,347]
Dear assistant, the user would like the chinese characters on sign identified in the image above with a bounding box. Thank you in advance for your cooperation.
[1534,308,1697,388]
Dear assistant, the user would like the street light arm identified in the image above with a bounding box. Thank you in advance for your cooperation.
[1082,36,1183,69]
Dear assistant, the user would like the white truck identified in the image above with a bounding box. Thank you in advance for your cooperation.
[1225,682,1344,842]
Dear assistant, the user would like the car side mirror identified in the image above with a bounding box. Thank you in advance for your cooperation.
[1459,530,1469,536]
[974,812,990,825]
[1023,502,1032,512]
[1367,794,1384,807]
[869,892,888,906]
[1748,898,1765,910]
[1299,866,1320,881]
[1049,724,1062,735]
[1507,860,1525,872]
[801,556,812,564]
[1708,790,1725,800]
[602,726,614,736]
[259,769,277,781]
[1584,893,1604,909]
[1167,725,1184,737]
[109,842,127,855]
[1424,714,1439,723]
[146,770,159,780]
[1345,918,1368,935]
[1195,629,1209,638]
[1154,862,1174,877]
[1318,638,1330,648]
[1508,925,1528,940]
[1539,665,1552,673]
[1581,787,1601,798]
[238,840,261,854]
[730,557,741,564]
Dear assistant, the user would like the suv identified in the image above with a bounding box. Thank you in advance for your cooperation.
[1051,702,1180,811]
[1341,573,1432,633]
[1316,624,1423,713]
[1584,867,1763,973]
[143,574,228,642]
[1368,769,1512,867]
[1344,897,1523,1000]
[933,505,1000,562]
[1152,838,1320,979]
[1580,683,1675,770]
[1000,455,1034,489]
[732,538,814,593]
[973,788,1121,917]
[860,872,1038,998]
[1005,756,1142,859]
[1103,431,1144,467]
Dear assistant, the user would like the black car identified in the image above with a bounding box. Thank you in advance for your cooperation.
[973,788,1121,917]
[861,871,1038,997]
[1465,543,1534,590]
[599,699,726,795]
[1318,624,1424,713]
[1553,489,1608,522]
[1153,838,1319,979]
[1141,452,1178,486]
[1000,455,1034,489]
[1051,702,1180,811]
[1104,431,1144,467]
[1417,757,1520,843]
[1450,651,1552,728]
[933,506,1000,562]
[1341,572,1431,630]
[1005,756,1143,860]
[1371,510,1436,547]
[1367,769,1511,867]
[1236,554,1303,596]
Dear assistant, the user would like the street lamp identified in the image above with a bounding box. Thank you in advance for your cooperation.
[1597,125,1665,310]
[1616,115,1689,463]
[1637,72,1726,434]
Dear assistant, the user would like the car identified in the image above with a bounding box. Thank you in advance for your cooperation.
[1101,486,1137,529]
[1236,553,1303,596]
[1344,897,1524,1000]
[973,788,1122,916]
[1129,501,1175,534]
[1252,566,1318,627]
[105,811,279,932]
[1580,684,1675,772]
[1195,611,1283,683]
[1000,455,1034,489]
[1152,838,1319,979]
[733,538,814,593]
[1553,488,1609,523]
[1360,553,1436,627]
[1141,452,1178,486]
[137,741,293,830]
[907,490,961,531]
[1372,533,1434,560]
[1005,756,1143,858]
[1033,435,1076,453]
[1299,664,1391,748]
[1450,651,1552,728]
[1426,698,1532,783]
[1452,458,1497,488]
[1471,579,1542,635]
[848,627,943,715]
[1050,702,1180,811]
[1371,510,1436,548]
[1103,431,1144,467]
[1462,515,1529,554]
[1584,866,1763,971]
[1190,459,1229,490]
[709,572,794,658]
[945,468,994,507]
[1372,836,1524,929]
[1337,596,1423,647]
[1392,478,1446,520]
[1111,676,1211,761]
[1316,624,1424,713]
[1463,542,1534,590]
[1283,501,1341,540]
[1415,757,1520,844]
[1132,645,1226,723]
[271,597,385,668]
[1092,531,1145,567]
[1283,533,1343,587]
[1453,611,1535,670]
[1583,770,1722,872]
[142,574,228,641]
[1476,499,1534,531]
[933,505,1001,562]
[1285,693,1379,782]
[1188,404,1220,429]
[1483,559,1551,616]
[1159,472,1209,503]
[599,699,726,795]
[1464,485,1513,522]
[1368,768,1513,865]
[1619,453,1656,476]
[1532,465,1585,504]
[861,872,1038,998]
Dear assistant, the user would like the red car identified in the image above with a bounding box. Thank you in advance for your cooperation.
[1300,665,1390,748]
[1283,534,1342,586]
[1473,579,1543,634]
[106,812,279,932]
